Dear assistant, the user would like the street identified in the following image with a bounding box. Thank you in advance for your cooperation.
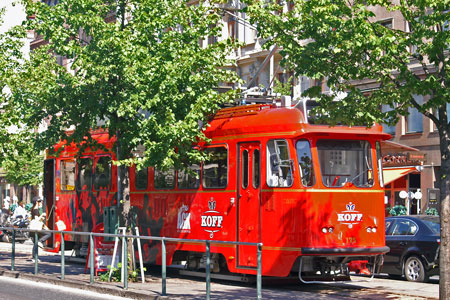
[0,276,132,300]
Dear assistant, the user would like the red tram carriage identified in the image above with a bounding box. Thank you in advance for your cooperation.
[43,103,390,280]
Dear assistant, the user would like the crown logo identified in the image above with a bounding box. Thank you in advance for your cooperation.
[208,198,216,211]
[346,202,355,211]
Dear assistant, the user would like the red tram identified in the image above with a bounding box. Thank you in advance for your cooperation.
[43,103,390,280]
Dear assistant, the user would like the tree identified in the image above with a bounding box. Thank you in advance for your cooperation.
[0,6,42,201]
[12,0,239,229]
[246,0,449,297]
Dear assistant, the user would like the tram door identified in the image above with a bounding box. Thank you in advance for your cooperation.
[43,159,55,247]
[237,142,261,268]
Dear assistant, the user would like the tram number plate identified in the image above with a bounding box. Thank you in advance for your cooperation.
[345,237,357,245]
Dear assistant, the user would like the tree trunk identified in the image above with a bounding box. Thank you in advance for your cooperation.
[439,130,450,300]
[116,130,133,278]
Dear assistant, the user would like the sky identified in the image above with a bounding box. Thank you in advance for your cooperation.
[0,0,26,34]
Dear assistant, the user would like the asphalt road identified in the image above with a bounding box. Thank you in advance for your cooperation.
[0,276,132,300]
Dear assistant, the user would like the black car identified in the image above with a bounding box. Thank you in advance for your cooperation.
[383,215,440,282]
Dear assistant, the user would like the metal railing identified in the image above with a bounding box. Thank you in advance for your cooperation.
[0,227,263,300]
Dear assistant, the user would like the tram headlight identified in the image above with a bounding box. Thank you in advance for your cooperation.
[322,227,328,234]
[366,226,377,233]
[328,227,334,233]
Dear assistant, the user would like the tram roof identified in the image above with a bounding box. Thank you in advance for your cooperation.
[205,104,390,141]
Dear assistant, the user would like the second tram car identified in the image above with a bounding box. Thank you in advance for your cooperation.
[43,103,390,280]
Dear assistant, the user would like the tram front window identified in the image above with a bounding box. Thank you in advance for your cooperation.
[317,140,374,188]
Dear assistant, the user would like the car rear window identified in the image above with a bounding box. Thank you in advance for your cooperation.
[391,220,418,236]
[422,219,440,235]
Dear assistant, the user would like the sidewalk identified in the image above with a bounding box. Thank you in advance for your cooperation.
[0,241,439,299]
[0,241,263,300]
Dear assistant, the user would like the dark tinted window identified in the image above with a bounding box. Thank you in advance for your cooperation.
[253,149,260,188]
[392,219,418,236]
[242,150,249,189]
[94,156,111,190]
[135,168,148,190]
[154,168,175,189]
[77,157,93,191]
[385,220,393,235]
[203,147,228,188]
[178,164,201,189]
[422,219,440,235]
[296,140,315,187]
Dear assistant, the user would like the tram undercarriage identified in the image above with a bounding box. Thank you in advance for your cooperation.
[297,255,384,283]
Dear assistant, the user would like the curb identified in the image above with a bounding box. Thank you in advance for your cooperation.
[0,268,167,300]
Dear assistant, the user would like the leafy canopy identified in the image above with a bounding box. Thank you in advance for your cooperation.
[246,0,450,131]
[17,0,239,170]
[0,7,42,187]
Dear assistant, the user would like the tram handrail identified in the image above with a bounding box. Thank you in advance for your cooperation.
[0,226,263,300]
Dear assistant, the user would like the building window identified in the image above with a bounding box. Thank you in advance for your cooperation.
[227,15,236,40]
[381,104,396,135]
[406,20,418,54]
[432,102,450,131]
[300,76,310,95]
[379,19,393,29]
[43,0,59,6]
[208,24,217,45]
[406,95,423,133]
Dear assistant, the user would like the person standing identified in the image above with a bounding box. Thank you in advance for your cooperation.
[12,201,27,219]
[29,213,50,262]
[31,197,44,220]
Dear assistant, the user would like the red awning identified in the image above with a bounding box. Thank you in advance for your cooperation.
[383,167,420,185]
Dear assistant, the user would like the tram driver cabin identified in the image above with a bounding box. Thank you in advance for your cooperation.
[43,102,390,281]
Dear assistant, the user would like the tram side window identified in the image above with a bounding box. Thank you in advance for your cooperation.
[203,147,228,188]
[296,140,315,187]
[178,164,201,189]
[242,150,249,189]
[253,149,260,188]
[76,157,93,191]
[317,140,374,188]
[94,156,111,190]
[135,167,148,190]
[376,142,384,188]
[154,168,175,189]
[266,140,293,187]
[61,160,76,191]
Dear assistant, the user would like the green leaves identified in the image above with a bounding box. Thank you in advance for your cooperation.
[245,0,450,131]
[15,0,239,169]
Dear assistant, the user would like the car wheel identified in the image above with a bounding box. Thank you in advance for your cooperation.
[404,256,428,282]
